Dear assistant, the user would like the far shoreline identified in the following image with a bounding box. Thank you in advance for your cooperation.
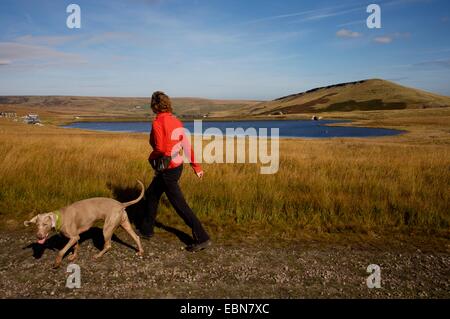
[59,118,406,139]
[57,115,317,126]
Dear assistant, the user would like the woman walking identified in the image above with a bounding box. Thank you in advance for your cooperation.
[140,91,211,252]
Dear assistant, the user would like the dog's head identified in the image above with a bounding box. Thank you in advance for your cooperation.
[24,213,55,244]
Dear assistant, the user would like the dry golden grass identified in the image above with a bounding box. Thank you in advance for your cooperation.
[0,116,449,238]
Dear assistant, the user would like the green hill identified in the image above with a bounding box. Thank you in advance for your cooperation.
[243,79,450,115]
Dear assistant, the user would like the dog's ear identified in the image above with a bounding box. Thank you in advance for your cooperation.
[24,215,39,227]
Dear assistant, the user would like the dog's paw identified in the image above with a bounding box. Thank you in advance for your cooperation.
[52,256,62,269]
[92,253,102,260]
[67,253,78,262]
[136,250,144,257]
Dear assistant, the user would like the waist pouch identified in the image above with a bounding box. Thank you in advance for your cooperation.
[150,156,172,173]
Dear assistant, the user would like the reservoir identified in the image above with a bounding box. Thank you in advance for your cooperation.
[62,120,404,138]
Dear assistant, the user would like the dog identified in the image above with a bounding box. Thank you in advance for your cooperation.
[24,180,145,268]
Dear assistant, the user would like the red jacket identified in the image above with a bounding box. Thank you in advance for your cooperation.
[149,112,202,173]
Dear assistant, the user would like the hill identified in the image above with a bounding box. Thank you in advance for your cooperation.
[1,79,449,120]
[243,79,450,115]
[0,96,260,120]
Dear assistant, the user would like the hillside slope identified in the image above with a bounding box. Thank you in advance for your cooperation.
[244,79,450,115]
[0,96,259,119]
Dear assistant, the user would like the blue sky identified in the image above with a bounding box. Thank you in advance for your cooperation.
[0,0,449,99]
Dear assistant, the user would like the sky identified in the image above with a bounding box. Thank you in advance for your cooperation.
[0,0,449,99]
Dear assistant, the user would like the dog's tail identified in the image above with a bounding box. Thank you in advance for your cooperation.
[122,180,145,208]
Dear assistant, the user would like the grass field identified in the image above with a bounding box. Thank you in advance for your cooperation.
[1,107,449,239]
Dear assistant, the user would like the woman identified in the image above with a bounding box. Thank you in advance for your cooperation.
[140,91,211,252]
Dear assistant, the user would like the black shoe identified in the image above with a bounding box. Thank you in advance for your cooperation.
[186,239,212,252]
[138,230,154,240]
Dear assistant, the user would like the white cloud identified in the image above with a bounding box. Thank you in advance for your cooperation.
[374,36,393,44]
[0,42,85,65]
[338,19,366,27]
[242,3,360,25]
[0,59,11,65]
[81,32,135,46]
[373,33,410,44]
[336,29,362,38]
[299,7,362,23]
[15,35,79,46]
[181,30,241,46]
[413,59,450,69]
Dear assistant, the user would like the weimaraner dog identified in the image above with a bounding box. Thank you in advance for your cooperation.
[25,180,145,268]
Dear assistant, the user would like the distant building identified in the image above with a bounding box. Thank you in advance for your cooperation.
[0,111,17,118]
[23,114,41,124]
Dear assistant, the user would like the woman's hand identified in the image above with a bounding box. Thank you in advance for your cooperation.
[196,171,204,179]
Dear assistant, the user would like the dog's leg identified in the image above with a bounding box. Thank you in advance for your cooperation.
[67,242,80,262]
[53,236,79,269]
[93,220,116,259]
[120,214,144,256]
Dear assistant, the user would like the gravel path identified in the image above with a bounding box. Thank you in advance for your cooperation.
[0,229,449,298]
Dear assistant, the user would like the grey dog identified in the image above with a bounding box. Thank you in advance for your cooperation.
[25,180,145,268]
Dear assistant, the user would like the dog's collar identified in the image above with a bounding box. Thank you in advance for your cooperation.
[52,210,62,232]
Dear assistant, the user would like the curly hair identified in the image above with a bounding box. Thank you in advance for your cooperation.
[151,91,173,113]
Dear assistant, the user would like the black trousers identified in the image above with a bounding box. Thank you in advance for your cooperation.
[141,165,210,243]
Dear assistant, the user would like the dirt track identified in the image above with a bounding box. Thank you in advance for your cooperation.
[0,229,449,299]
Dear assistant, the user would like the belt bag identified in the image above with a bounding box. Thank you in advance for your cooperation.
[150,155,172,173]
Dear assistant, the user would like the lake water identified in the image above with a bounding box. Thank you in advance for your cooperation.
[62,120,403,138]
